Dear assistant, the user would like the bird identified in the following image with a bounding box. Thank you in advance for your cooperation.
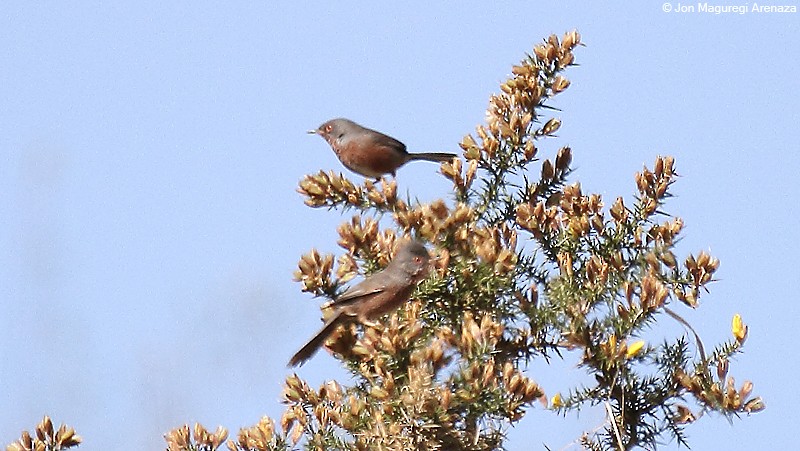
[308,118,457,179]
[288,240,431,367]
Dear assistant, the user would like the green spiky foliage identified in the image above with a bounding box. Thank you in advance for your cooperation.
[220,30,763,451]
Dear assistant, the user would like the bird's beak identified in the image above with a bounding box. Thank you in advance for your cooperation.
[307,129,319,135]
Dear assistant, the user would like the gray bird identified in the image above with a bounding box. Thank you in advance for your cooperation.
[288,240,431,367]
[308,118,457,179]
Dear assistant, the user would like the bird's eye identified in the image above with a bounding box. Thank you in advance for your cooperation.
[414,256,422,263]
[325,124,333,132]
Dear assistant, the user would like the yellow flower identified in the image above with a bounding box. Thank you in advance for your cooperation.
[732,314,747,343]
[551,393,562,409]
[626,340,646,359]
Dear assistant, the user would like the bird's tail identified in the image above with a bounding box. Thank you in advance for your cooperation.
[408,152,457,163]
[287,313,345,367]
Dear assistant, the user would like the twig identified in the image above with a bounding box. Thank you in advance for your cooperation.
[605,401,625,451]
[664,307,707,362]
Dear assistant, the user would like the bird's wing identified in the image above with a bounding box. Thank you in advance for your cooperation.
[332,285,386,307]
[365,129,407,153]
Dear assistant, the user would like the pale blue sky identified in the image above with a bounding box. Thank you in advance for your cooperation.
[1,2,797,450]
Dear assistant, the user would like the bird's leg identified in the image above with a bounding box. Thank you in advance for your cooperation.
[361,318,380,328]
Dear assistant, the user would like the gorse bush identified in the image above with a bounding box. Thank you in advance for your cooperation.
[267,29,762,451]
[6,30,763,451]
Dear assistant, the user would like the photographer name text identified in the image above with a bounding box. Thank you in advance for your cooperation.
[662,3,796,13]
